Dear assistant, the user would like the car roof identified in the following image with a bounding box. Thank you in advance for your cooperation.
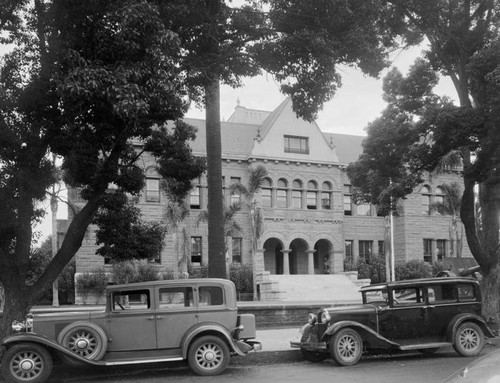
[359,277,479,292]
[107,278,234,291]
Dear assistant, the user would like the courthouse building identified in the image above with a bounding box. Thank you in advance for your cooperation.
[69,97,471,300]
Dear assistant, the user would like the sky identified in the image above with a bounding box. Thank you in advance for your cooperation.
[35,43,459,242]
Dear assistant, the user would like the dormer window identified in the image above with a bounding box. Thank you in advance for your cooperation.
[284,135,309,154]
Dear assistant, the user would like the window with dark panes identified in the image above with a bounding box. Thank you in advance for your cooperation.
[321,182,332,210]
[191,237,202,264]
[284,135,309,154]
[198,286,224,306]
[437,239,446,260]
[359,240,373,263]
[190,185,201,209]
[232,237,242,263]
[422,185,431,215]
[344,185,352,215]
[423,239,432,263]
[307,181,317,210]
[292,179,302,208]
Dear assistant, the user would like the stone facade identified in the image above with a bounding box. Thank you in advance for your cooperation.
[67,98,472,293]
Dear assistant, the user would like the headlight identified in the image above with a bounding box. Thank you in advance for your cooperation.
[11,314,33,333]
[307,313,317,325]
[320,310,331,324]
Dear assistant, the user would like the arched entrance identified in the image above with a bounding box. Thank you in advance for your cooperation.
[263,238,283,274]
[289,238,308,275]
[314,239,333,274]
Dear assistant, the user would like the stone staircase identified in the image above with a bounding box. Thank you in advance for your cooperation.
[256,272,368,303]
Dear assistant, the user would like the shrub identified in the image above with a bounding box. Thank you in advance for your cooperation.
[132,262,161,283]
[76,267,108,303]
[395,259,433,280]
[162,269,175,280]
[188,264,208,279]
[111,261,136,284]
[229,264,253,294]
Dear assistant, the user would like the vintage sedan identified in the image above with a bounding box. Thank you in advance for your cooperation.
[291,277,496,366]
[0,278,261,383]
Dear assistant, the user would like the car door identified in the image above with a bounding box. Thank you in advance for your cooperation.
[107,288,157,351]
[155,285,198,350]
[384,286,427,341]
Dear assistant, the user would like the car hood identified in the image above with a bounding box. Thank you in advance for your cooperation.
[33,310,104,322]
[323,304,378,315]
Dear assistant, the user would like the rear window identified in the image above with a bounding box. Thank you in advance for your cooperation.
[198,286,224,306]
[457,283,477,302]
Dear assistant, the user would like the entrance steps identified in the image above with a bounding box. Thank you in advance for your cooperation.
[256,272,368,303]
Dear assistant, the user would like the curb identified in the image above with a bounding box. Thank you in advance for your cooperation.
[230,349,301,366]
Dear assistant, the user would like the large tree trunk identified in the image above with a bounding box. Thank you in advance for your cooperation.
[205,78,226,279]
[481,265,500,332]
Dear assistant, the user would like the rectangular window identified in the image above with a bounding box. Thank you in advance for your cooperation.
[423,239,432,263]
[458,284,477,302]
[428,284,457,303]
[359,240,373,263]
[158,287,194,309]
[146,178,160,202]
[230,177,241,204]
[284,135,309,154]
[262,188,272,207]
[345,240,354,264]
[307,191,317,210]
[292,190,302,208]
[393,287,424,305]
[191,237,202,264]
[112,289,151,311]
[378,241,385,256]
[190,186,201,209]
[436,239,446,260]
[343,185,352,215]
[232,238,242,263]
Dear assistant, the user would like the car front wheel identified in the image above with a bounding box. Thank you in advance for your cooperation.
[453,322,485,357]
[0,343,53,383]
[330,328,363,366]
[188,335,230,376]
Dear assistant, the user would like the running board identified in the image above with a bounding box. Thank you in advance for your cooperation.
[398,342,451,351]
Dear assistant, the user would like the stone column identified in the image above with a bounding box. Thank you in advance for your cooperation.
[281,249,291,275]
[306,250,316,274]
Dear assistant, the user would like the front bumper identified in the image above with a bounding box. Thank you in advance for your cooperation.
[289,323,327,351]
[236,339,262,354]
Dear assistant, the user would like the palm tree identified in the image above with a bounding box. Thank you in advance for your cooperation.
[431,182,463,258]
[164,200,191,278]
[229,165,268,256]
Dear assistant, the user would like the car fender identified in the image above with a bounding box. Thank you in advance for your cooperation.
[325,320,400,349]
[181,323,245,358]
[1,333,103,366]
[446,313,496,341]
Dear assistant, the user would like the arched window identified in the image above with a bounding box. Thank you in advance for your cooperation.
[307,181,318,210]
[277,178,288,208]
[435,186,444,215]
[422,185,431,215]
[261,178,272,207]
[292,180,303,208]
[145,168,160,203]
[321,182,332,210]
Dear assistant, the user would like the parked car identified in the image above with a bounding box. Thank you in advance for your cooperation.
[290,277,496,366]
[443,348,500,382]
[0,278,261,383]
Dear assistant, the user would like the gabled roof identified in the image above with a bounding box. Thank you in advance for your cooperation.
[324,133,365,164]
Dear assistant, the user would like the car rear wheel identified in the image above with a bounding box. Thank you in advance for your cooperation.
[330,328,363,366]
[1,343,53,383]
[188,335,230,376]
[57,322,108,361]
[453,322,484,357]
[300,349,328,363]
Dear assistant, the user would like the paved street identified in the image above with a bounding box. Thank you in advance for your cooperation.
[35,346,496,383]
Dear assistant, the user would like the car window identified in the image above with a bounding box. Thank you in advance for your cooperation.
[112,289,151,311]
[158,287,194,309]
[428,284,457,303]
[392,287,424,305]
[364,289,388,304]
[198,286,224,306]
[457,283,477,301]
